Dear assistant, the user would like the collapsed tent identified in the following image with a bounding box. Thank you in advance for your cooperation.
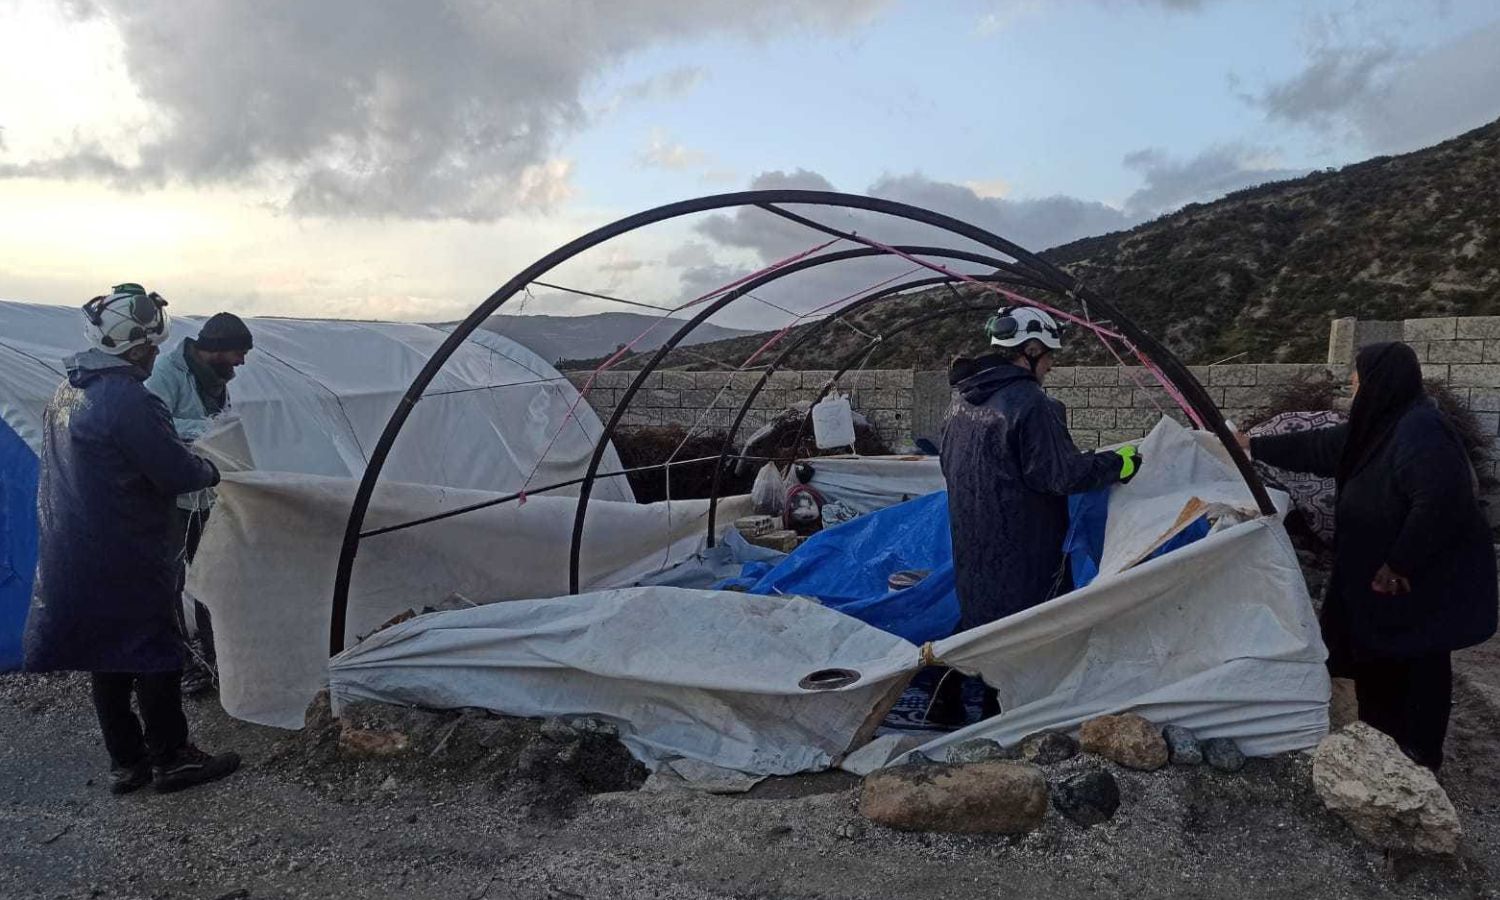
[0,299,630,670]
[325,418,1330,774]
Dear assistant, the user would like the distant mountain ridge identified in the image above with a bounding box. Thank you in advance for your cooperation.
[457,313,757,364]
[573,117,1500,371]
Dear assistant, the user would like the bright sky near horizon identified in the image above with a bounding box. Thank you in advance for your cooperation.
[2,0,1498,329]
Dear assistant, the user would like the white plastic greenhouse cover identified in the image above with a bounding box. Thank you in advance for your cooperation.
[0,299,631,501]
[324,419,1330,774]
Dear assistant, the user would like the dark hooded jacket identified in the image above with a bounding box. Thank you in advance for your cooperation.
[1251,342,1497,665]
[23,349,220,673]
[940,356,1124,631]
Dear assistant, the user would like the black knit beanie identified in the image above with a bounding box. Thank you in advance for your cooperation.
[196,312,254,352]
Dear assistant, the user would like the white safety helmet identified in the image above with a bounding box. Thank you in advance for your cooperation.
[83,283,171,355]
[986,305,1063,352]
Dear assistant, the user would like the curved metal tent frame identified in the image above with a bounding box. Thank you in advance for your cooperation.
[330,189,1273,655]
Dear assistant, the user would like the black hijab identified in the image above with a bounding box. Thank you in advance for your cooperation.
[1336,342,1425,486]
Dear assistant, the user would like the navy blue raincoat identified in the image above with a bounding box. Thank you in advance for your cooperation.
[23,350,220,673]
[940,358,1123,631]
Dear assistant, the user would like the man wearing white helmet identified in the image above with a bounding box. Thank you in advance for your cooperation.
[23,284,241,795]
[929,305,1142,727]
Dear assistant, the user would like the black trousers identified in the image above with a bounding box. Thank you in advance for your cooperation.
[90,672,188,768]
[1352,652,1452,771]
[172,507,214,664]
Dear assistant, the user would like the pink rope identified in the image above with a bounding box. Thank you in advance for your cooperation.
[518,237,843,496]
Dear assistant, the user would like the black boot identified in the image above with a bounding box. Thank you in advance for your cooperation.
[109,761,152,795]
[153,744,241,793]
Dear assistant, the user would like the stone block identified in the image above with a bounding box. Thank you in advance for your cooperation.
[1327,317,1356,368]
[1099,429,1145,446]
[1044,367,1077,386]
[566,372,591,390]
[592,370,635,390]
[619,410,660,428]
[1070,430,1100,450]
[639,389,679,408]
[1428,341,1485,364]
[1047,388,1089,409]
[1471,412,1500,436]
[1404,317,1457,342]
[694,371,732,390]
[1422,363,1451,383]
[660,370,696,391]
[765,370,802,391]
[799,370,838,389]
[1484,342,1500,364]
[1256,364,1333,385]
[1468,390,1500,412]
[1222,386,1271,409]
[1209,365,1258,386]
[1133,388,1173,409]
[658,407,704,428]
[1072,408,1116,430]
[1187,366,1213,385]
[730,370,764,390]
[1456,317,1500,340]
[1116,408,1165,430]
[1076,366,1120,386]
[1447,365,1500,387]
[877,369,915,389]
[1088,387,1134,408]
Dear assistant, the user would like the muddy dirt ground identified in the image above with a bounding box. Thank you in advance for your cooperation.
[3,642,1499,900]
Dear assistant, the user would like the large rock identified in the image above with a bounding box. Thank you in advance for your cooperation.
[1051,770,1121,827]
[1203,737,1245,773]
[945,738,1018,764]
[1079,714,1168,771]
[1019,730,1080,765]
[1162,724,1203,766]
[1311,723,1461,855]
[860,761,1048,833]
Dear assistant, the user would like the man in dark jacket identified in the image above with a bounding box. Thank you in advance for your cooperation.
[930,306,1139,726]
[145,311,255,695]
[23,284,241,795]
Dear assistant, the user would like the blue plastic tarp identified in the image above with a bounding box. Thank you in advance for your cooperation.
[732,491,959,644]
[0,421,39,671]
[729,487,1212,646]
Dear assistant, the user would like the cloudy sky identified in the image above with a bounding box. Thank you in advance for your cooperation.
[2,0,1497,329]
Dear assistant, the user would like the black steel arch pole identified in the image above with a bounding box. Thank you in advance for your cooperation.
[333,189,1270,654]
[565,247,1041,595]
[701,275,1035,545]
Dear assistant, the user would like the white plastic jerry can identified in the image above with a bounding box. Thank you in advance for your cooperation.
[812,394,857,450]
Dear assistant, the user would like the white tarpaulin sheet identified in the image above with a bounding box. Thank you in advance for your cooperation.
[0,299,630,501]
[188,468,751,728]
[329,587,914,774]
[798,455,945,514]
[325,421,1329,773]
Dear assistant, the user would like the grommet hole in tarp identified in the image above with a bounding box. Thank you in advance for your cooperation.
[799,668,860,691]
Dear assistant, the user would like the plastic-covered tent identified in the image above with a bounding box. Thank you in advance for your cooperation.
[290,418,1329,773]
[0,299,631,670]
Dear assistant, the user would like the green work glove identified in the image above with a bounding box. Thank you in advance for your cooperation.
[1114,445,1143,483]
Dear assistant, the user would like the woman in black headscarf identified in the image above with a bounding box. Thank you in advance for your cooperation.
[1243,342,1497,770]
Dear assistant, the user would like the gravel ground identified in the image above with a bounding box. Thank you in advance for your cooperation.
[2,655,1498,900]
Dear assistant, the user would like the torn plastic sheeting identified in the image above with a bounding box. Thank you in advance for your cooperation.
[188,471,753,729]
[912,515,1328,761]
[329,587,917,774]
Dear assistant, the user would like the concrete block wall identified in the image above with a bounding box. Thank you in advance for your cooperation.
[1031,363,1334,449]
[565,369,917,449]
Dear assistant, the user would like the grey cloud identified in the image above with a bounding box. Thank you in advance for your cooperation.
[15,1,885,220]
[621,67,708,102]
[1122,145,1305,219]
[1247,22,1500,154]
